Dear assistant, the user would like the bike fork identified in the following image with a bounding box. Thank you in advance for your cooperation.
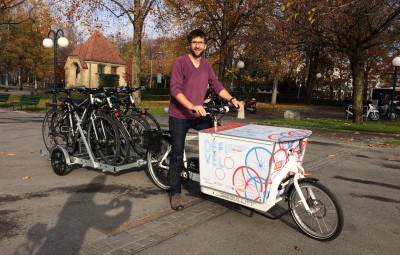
[293,164,314,214]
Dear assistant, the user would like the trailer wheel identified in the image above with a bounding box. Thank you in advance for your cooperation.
[51,147,69,176]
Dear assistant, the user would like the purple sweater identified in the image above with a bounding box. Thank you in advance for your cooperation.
[169,54,224,119]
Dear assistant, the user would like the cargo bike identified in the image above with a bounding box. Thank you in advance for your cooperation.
[145,106,344,241]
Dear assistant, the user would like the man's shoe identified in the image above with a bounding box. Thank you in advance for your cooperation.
[171,194,184,211]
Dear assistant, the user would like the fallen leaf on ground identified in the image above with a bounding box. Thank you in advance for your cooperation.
[346,138,355,142]
[354,132,360,135]
[388,158,396,161]
[327,154,336,158]
[304,172,313,176]
[22,176,30,180]
[294,245,301,251]
[6,153,15,156]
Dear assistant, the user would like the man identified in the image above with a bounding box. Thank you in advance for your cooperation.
[168,29,240,210]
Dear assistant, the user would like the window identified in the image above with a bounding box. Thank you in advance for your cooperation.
[98,65,105,74]
[111,66,117,74]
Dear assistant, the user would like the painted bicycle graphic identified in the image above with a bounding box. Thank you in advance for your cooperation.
[232,139,307,201]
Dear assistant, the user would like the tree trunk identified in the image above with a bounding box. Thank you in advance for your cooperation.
[305,49,319,105]
[132,21,143,103]
[349,49,365,123]
[217,43,229,89]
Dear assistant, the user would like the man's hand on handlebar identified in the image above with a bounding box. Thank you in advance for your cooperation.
[191,105,207,116]
[231,100,241,110]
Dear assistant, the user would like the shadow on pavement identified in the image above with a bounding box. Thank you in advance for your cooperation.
[12,175,133,255]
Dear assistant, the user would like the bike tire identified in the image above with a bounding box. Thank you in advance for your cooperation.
[87,113,120,165]
[288,181,344,241]
[369,112,379,121]
[141,112,161,131]
[42,109,71,151]
[119,115,150,157]
[113,117,132,165]
[387,112,397,120]
[145,137,171,191]
[42,109,58,151]
[50,147,69,176]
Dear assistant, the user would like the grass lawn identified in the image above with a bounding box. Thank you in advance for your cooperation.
[260,118,400,135]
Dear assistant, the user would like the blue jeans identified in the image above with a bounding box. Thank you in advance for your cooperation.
[169,115,212,196]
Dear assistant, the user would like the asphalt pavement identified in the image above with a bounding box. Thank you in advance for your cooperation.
[0,103,399,255]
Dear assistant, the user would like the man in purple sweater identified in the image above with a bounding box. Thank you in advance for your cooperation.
[168,29,240,210]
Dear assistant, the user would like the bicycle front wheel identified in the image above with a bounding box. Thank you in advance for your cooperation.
[288,181,344,241]
[87,114,120,165]
[42,109,70,151]
[145,137,171,191]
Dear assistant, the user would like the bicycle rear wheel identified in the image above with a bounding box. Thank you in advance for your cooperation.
[87,114,120,165]
[140,112,161,131]
[145,137,171,190]
[119,115,150,157]
[288,181,344,241]
[112,117,132,165]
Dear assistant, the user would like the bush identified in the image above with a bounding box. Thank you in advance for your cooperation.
[99,74,119,88]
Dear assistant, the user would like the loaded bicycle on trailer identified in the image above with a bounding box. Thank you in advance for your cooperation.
[41,87,155,175]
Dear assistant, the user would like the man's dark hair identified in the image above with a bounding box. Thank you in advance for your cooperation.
[187,29,207,44]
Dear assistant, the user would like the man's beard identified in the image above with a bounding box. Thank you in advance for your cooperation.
[190,48,204,58]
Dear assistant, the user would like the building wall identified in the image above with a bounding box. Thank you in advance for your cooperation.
[64,58,126,88]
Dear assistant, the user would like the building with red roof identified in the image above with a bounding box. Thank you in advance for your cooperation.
[64,31,126,87]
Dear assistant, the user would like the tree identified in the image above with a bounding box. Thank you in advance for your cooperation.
[51,0,158,102]
[163,0,267,89]
[0,1,55,88]
[1,0,41,26]
[282,0,400,123]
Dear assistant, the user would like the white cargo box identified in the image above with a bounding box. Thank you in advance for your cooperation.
[199,124,312,204]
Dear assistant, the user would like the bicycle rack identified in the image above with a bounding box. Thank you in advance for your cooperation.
[43,110,148,175]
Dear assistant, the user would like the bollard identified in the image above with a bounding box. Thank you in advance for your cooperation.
[237,101,245,119]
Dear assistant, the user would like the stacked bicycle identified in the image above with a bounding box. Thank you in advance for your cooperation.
[42,86,161,176]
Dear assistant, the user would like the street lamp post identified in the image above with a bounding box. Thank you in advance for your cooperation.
[43,29,69,108]
[18,69,22,90]
[236,61,245,119]
[297,83,302,100]
[389,56,400,120]
[316,73,322,105]
[237,61,244,94]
